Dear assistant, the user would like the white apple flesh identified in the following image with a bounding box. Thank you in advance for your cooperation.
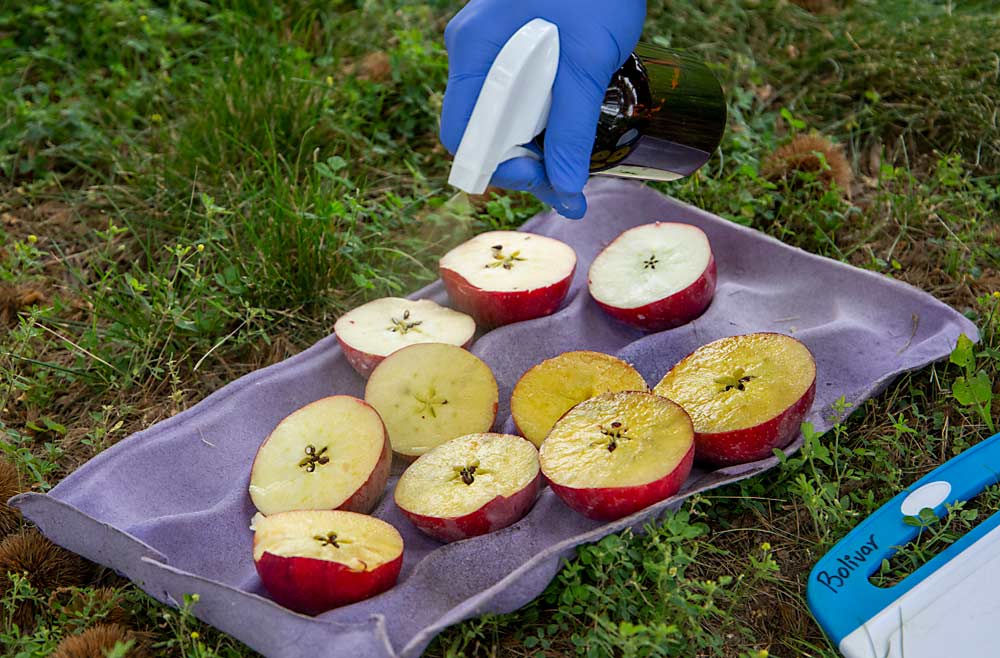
[253,510,403,614]
[334,297,476,378]
[249,396,391,516]
[511,350,648,448]
[394,433,540,542]
[588,222,716,332]
[539,392,695,521]
[364,343,499,459]
[439,231,577,329]
[653,332,817,466]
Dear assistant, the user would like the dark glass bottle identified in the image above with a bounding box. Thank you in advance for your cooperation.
[537,44,727,182]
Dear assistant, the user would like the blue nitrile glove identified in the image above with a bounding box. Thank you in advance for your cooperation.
[440,0,646,219]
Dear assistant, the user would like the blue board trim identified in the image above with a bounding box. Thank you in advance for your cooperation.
[807,431,1000,645]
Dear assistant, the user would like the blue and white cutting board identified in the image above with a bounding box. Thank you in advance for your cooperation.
[808,431,1000,658]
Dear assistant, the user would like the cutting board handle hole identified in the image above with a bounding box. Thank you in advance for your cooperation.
[869,483,1000,588]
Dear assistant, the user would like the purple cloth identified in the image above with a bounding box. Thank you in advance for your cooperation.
[13,179,977,658]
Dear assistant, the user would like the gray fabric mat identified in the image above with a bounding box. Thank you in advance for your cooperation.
[13,178,978,658]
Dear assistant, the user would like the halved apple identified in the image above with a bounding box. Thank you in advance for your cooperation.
[334,297,476,378]
[539,392,694,521]
[653,332,817,466]
[439,230,577,329]
[253,510,403,614]
[588,222,716,332]
[364,343,499,459]
[249,396,391,516]
[394,433,540,542]
[510,351,648,447]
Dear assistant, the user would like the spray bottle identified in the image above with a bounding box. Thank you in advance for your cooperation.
[448,19,726,194]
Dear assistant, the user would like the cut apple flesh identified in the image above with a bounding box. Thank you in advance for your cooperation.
[365,343,499,458]
[439,231,577,328]
[439,231,576,293]
[253,510,404,613]
[589,223,713,309]
[253,510,403,571]
[335,298,475,366]
[395,433,538,518]
[540,392,693,489]
[653,333,816,434]
[511,351,648,447]
[249,396,389,515]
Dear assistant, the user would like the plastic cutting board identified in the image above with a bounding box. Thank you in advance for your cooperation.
[808,431,1000,657]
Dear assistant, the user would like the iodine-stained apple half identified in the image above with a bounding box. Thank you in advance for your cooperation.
[439,230,577,329]
[653,332,817,466]
[334,297,476,378]
[364,343,499,459]
[588,222,716,332]
[394,433,540,542]
[539,392,695,521]
[511,350,648,448]
[249,396,391,516]
[253,510,403,615]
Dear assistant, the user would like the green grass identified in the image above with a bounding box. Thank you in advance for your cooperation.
[1,0,999,656]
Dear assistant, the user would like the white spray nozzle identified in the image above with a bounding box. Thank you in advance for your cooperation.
[448,19,559,194]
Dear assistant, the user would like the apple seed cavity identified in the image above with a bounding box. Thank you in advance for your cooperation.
[388,309,423,335]
[642,254,659,270]
[714,367,755,393]
[414,387,449,420]
[313,531,350,548]
[298,444,330,473]
[486,244,526,270]
[596,421,631,453]
[452,459,490,485]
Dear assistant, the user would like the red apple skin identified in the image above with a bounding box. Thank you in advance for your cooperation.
[694,380,816,466]
[396,472,541,543]
[547,444,695,521]
[591,255,717,332]
[337,334,476,379]
[255,550,403,615]
[338,433,392,514]
[439,265,575,330]
[337,335,384,379]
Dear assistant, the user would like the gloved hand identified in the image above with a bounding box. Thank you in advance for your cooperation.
[440,0,646,219]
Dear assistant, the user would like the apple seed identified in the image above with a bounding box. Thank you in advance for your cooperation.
[298,444,330,473]
[388,309,424,335]
[313,531,350,548]
[642,254,659,270]
[597,422,630,452]
[486,245,526,270]
[451,459,490,485]
[714,367,755,393]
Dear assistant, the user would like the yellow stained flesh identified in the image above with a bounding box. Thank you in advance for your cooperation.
[395,433,539,516]
[654,333,815,433]
[512,351,648,446]
[540,392,693,488]
[249,397,384,515]
[365,344,498,457]
[253,510,402,572]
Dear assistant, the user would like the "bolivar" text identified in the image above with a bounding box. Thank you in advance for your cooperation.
[814,534,879,594]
